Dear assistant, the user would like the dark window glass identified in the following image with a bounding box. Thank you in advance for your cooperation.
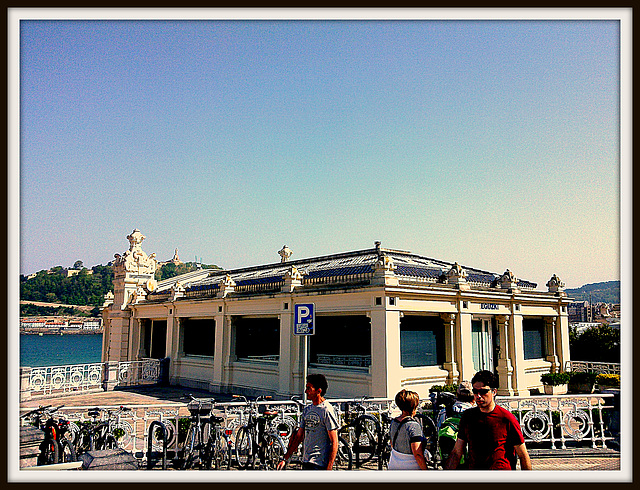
[182,318,215,357]
[523,318,545,360]
[234,317,280,361]
[400,315,444,367]
[310,316,371,368]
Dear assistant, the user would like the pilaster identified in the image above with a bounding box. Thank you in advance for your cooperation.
[508,313,527,395]
[440,313,459,384]
[278,308,295,396]
[545,316,560,372]
[456,311,475,382]
[496,315,515,396]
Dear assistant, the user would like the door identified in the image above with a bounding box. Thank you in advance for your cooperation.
[150,320,167,359]
[471,319,493,372]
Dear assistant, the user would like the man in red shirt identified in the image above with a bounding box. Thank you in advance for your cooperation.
[444,370,532,470]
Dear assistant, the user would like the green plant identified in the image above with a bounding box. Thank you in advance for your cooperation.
[112,427,125,440]
[177,417,190,443]
[540,372,570,386]
[429,384,457,393]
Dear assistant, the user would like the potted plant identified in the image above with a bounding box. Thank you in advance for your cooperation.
[568,371,598,394]
[540,372,570,395]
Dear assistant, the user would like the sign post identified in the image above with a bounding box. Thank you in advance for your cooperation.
[294,303,315,404]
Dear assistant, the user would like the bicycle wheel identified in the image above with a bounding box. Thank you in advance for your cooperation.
[333,436,353,470]
[60,438,77,463]
[378,431,390,470]
[38,439,59,466]
[181,426,198,469]
[415,413,438,468]
[353,415,379,467]
[235,426,254,470]
[103,434,118,450]
[262,434,285,470]
[214,432,232,470]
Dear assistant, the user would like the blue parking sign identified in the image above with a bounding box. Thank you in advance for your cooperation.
[294,303,315,335]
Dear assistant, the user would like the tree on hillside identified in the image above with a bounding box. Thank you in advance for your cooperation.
[73,260,84,269]
[570,324,620,363]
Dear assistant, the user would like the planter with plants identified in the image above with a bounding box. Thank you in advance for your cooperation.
[540,372,570,395]
[568,371,598,394]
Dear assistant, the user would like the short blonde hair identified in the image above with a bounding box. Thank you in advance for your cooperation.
[395,389,420,413]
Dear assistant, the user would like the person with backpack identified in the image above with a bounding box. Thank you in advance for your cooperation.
[387,389,428,470]
[436,381,475,429]
[436,381,475,467]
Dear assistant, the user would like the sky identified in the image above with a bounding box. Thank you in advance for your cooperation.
[13,9,627,290]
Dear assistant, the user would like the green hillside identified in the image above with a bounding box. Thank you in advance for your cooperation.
[565,281,620,303]
[20,261,221,316]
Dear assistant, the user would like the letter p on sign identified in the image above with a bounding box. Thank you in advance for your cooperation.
[294,303,315,335]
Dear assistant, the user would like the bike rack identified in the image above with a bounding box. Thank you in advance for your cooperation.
[147,421,168,470]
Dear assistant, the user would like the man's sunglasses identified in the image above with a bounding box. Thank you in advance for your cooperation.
[472,388,492,395]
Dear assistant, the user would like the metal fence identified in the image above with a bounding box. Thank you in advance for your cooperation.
[21,358,165,401]
[566,360,620,375]
[20,393,615,468]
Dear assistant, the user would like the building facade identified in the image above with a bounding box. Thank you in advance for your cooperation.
[102,229,572,398]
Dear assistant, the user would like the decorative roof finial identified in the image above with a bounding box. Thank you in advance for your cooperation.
[278,245,293,263]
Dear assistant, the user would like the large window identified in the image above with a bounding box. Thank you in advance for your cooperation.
[309,315,371,368]
[400,315,445,367]
[523,318,546,360]
[182,318,215,357]
[234,317,280,361]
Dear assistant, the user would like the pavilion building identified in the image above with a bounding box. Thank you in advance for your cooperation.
[101,229,571,398]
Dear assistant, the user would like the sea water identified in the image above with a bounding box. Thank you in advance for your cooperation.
[20,334,103,367]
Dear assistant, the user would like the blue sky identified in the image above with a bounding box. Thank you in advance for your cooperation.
[16,12,625,289]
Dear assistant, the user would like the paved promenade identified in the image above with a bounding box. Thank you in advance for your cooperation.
[20,385,621,472]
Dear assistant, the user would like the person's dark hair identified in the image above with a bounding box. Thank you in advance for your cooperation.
[307,373,328,396]
[395,389,420,413]
[471,370,499,389]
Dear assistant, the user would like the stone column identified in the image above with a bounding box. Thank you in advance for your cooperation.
[545,316,560,372]
[508,313,527,395]
[102,360,120,391]
[211,308,226,393]
[440,313,459,385]
[370,308,398,398]
[457,311,475,382]
[556,309,571,372]
[278,309,295,397]
[496,315,515,395]
[106,309,132,362]
[165,306,176,365]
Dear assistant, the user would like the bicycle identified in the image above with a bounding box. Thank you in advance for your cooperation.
[337,396,381,468]
[179,394,213,470]
[201,402,233,470]
[21,404,76,465]
[233,395,287,470]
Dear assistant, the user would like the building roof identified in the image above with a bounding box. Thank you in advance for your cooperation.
[147,244,538,300]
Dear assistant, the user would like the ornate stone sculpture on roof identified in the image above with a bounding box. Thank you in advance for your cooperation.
[113,229,158,276]
[279,245,293,263]
[546,274,566,294]
[446,262,470,290]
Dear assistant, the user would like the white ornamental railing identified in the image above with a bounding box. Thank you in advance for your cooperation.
[19,393,616,469]
[117,359,163,387]
[566,360,620,375]
[21,359,165,401]
[26,363,105,397]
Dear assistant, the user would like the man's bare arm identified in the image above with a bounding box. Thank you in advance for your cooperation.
[276,427,304,470]
[515,443,532,470]
[325,429,339,470]
[444,438,466,470]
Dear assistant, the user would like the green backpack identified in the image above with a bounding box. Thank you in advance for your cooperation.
[437,415,466,466]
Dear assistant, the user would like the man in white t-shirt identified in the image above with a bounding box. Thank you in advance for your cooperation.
[277,374,339,470]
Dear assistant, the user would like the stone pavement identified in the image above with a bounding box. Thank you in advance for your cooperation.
[19,385,621,472]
